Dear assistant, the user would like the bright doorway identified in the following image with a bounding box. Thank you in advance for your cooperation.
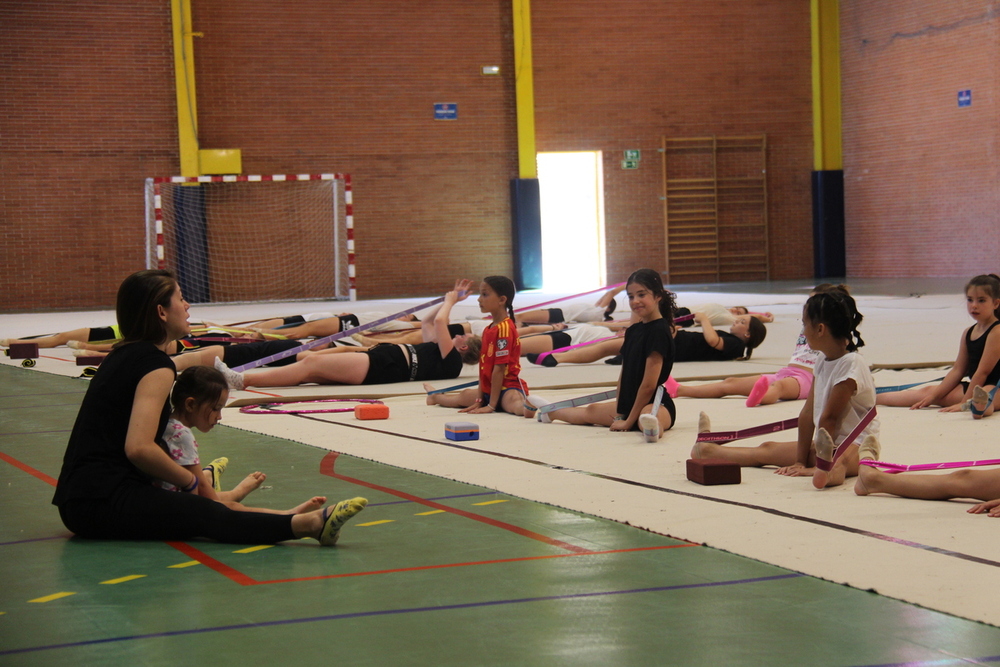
[537,151,606,292]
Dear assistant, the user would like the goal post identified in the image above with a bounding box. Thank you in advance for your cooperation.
[144,173,355,304]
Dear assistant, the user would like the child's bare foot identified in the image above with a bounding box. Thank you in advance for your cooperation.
[853,435,880,495]
[229,471,266,502]
[288,496,328,514]
[971,385,989,419]
[690,441,719,458]
[698,411,711,433]
[812,427,835,489]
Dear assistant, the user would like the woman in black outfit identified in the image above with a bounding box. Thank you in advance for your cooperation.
[52,270,366,546]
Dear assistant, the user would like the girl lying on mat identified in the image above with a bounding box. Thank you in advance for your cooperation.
[876,274,1000,419]
[526,308,766,367]
[673,303,773,328]
[243,311,420,340]
[693,289,879,489]
[514,284,625,325]
[527,268,676,442]
[214,280,480,390]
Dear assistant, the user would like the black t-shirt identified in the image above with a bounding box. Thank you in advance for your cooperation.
[53,341,175,506]
[673,329,745,362]
[617,318,673,416]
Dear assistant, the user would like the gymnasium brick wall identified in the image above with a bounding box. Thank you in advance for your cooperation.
[531,0,814,286]
[1,2,177,311]
[2,1,813,311]
[841,2,1000,278]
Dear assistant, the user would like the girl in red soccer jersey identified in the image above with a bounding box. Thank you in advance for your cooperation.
[425,275,532,417]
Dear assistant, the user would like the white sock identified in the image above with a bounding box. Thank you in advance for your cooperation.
[214,357,245,391]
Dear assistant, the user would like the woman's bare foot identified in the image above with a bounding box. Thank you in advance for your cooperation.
[288,496,328,514]
[424,383,438,406]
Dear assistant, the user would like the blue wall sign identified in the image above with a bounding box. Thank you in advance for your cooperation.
[434,103,458,120]
[958,90,972,108]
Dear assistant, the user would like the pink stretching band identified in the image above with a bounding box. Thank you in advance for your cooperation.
[814,407,878,472]
[695,417,800,444]
[513,282,626,315]
[860,457,1000,474]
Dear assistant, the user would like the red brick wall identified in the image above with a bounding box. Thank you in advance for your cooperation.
[531,0,814,286]
[1,2,177,311]
[841,2,1000,277]
[2,1,814,311]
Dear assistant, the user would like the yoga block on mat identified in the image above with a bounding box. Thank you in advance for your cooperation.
[445,421,479,441]
[355,404,389,420]
[75,356,104,366]
[686,458,741,486]
[6,343,39,360]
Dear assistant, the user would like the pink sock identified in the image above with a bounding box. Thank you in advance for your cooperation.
[664,375,679,398]
[746,375,771,407]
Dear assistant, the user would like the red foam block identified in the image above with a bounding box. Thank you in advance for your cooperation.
[355,403,389,420]
[75,356,105,366]
[686,458,741,486]
[6,342,39,360]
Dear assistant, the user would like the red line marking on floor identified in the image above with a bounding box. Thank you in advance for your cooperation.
[320,451,592,554]
[164,541,257,586]
[255,543,698,585]
[0,451,58,487]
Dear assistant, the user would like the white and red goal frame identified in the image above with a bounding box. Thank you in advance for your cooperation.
[144,173,355,302]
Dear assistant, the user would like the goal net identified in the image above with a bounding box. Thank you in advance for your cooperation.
[144,174,354,304]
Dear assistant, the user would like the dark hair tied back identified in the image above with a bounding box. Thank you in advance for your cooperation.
[483,275,517,321]
[172,366,227,413]
[965,274,1000,320]
[804,290,865,352]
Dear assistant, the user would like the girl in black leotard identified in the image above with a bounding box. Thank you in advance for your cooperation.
[877,274,1000,417]
[215,280,480,390]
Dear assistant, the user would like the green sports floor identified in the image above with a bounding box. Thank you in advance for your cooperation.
[3,365,1000,666]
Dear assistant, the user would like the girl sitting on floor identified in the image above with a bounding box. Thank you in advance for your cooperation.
[528,268,676,442]
[425,276,532,417]
[693,289,879,489]
[876,274,1000,419]
[163,366,327,515]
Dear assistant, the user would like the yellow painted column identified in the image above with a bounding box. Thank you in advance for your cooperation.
[811,0,842,171]
[171,0,201,177]
[512,0,538,179]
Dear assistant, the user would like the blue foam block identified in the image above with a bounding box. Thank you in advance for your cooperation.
[445,421,480,441]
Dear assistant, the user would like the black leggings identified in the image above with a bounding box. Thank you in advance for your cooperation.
[58,482,296,544]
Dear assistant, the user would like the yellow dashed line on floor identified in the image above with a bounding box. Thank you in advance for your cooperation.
[472,500,508,506]
[168,561,201,568]
[29,592,76,603]
[233,545,273,554]
[100,575,147,585]
[357,520,395,527]
[415,510,445,516]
